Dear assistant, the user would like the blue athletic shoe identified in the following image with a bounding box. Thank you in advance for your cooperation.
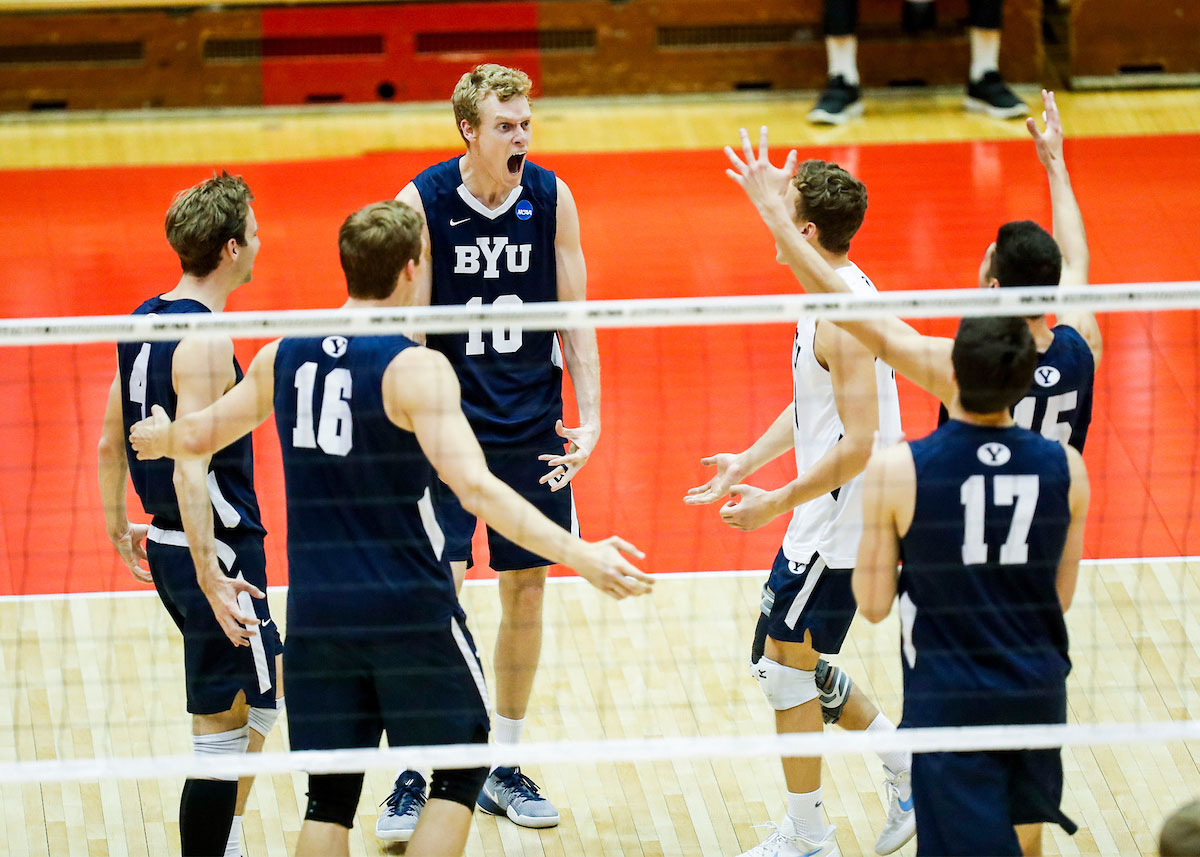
[477,766,560,828]
[375,770,426,842]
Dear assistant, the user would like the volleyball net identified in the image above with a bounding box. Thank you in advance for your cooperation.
[1,285,1198,852]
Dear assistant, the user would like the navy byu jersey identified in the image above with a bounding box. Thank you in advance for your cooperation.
[898,421,1072,729]
[117,296,263,536]
[939,324,1095,451]
[273,334,457,636]
[414,157,563,445]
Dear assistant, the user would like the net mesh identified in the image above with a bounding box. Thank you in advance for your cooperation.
[1,289,1199,855]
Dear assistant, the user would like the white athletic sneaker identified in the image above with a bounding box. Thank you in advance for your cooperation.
[477,766,560,828]
[375,770,426,842]
[735,816,841,857]
[874,765,916,855]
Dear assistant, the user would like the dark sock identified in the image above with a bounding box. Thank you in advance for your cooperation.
[179,778,237,857]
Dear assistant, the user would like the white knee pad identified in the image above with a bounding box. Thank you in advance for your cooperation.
[248,696,285,738]
[752,657,819,711]
[193,725,250,781]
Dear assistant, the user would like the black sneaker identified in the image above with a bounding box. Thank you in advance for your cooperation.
[807,75,863,125]
[902,0,937,34]
[965,71,1030,119]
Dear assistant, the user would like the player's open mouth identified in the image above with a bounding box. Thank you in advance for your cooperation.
[507,152,526,175]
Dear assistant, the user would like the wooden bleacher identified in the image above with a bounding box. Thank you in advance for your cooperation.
[0,0,1044,111]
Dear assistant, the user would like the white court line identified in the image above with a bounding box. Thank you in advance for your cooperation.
[1,555,1194,604]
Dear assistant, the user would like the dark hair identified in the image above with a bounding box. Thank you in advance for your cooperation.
[338,201,424,300]
[164,172,253,277]
[792,159,868,255]
[951,316,1037,414]
[990,220,1062,288]
[1162,799,1200,857]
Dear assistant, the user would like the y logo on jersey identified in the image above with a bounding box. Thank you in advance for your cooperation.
[322,335,348,357]
[1034,366,1061,388]
[454,237,532,279]
[977,442,1012,466]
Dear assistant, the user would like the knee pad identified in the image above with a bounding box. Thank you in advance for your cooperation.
[192,725,250,782]
[430,766,489,809]
[815,658,853,725]
[752,657,819,711]
[305,773,363,829]
[751,612,769,665]
[248,696,284,738]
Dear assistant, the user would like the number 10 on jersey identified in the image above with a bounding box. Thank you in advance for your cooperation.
[465,294,523,355]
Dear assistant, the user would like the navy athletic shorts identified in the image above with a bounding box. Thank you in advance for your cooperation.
[759,548,857,654]
[912,749,1077,856]
[146,526,281,714]
[285,613,491,754]
[436,426,577,571]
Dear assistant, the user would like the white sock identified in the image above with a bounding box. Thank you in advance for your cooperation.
[224,816,242,857]
[969,28,1001,82]
[493,714,524,746]
[826,36,859,85]
[787,787,826,841]
[868,712,912,774]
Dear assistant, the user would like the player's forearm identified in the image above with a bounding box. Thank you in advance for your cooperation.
[458,471,589,570]
[1046,163,1089,278]
[773,433,873,513]
[173,458,221,583]
[738,404,795,475]
[97,440,131,540]
[561,327,601,429]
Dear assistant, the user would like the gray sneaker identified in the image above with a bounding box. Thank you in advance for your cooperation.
[375,770,426,842]
[477,766,560,828]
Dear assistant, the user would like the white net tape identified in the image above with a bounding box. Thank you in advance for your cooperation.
[0,281,1198,345]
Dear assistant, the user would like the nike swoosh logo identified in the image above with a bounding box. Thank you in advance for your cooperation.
[899,795,914,812]
[260,617,273,628]
[799,849,823,857]
[450,217,470,226]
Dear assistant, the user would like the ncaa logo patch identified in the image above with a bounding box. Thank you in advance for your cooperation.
[977,442,1011,466]
[516,200,533,221]
[1034,365,1061,388]
[322,335,348,357]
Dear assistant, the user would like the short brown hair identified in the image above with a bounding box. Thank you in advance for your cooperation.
[164,172,253,277]
[338,201,423,300]
[792,160,868,255]
[951,316,1037,414]
[451,64,532,143]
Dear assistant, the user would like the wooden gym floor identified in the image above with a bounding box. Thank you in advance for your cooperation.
[0,87,1199,855]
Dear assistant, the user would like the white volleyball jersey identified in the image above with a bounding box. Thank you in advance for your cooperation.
[782,262,903,568]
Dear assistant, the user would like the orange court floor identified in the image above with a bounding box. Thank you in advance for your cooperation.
[0,91,1198,597]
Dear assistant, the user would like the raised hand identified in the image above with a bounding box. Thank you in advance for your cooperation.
[684,453,746,505]
[538,419,599,492]
[1026,89,1063,169]
[130,404,172,460]
[724,126,799,216]
[575,536,654,600]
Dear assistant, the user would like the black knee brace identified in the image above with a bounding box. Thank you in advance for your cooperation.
[815,657,853,725]
[751,613,769,665]
[430,766,490,809]
[824,0,858,37]
[968,0,1003,31]
[305,772,364,829]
